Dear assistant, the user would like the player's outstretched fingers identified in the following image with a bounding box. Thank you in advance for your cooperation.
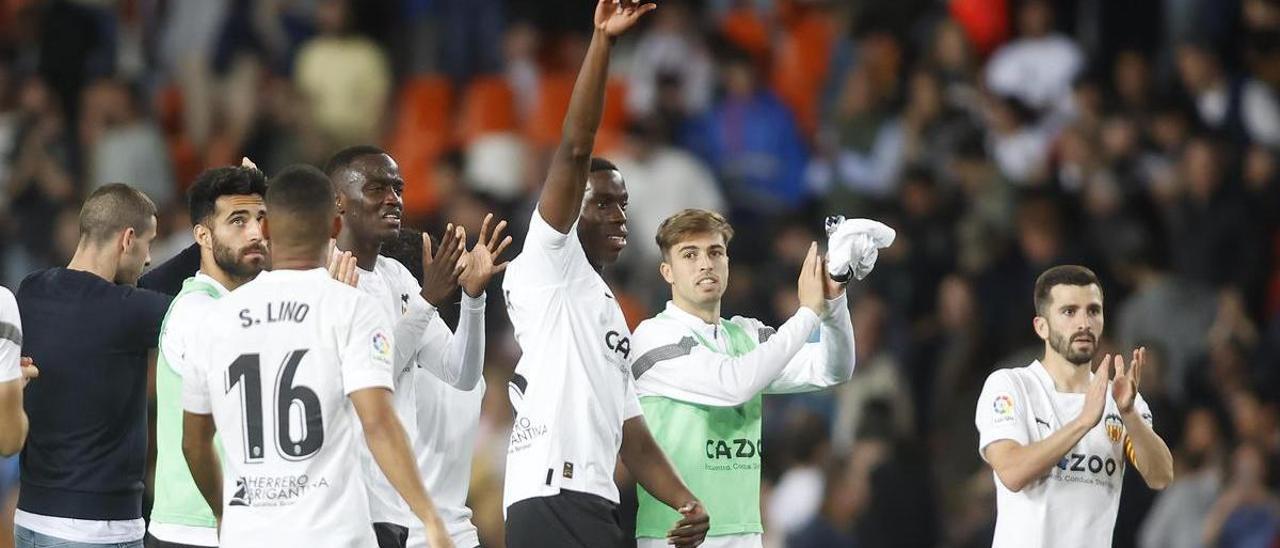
[489,220,509,252]
[478,213,494,248]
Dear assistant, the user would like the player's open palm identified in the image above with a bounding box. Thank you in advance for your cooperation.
[460,213,514,297]
[595,0,657,37]
[797,242,828,317]
[1077,356,1112,429]
[421,224,466,306]
[1114,347,1144,415]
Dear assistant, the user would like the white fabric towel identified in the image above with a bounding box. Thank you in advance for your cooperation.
[824,216,896,282]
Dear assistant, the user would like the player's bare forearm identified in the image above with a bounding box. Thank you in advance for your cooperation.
[182,412,223,518]
[0,379,27,456]
[1122,410,1174,489]
[621,416,697,508]
[984,419,1091,492]
[350,388,445,532]
[537,28,614,233]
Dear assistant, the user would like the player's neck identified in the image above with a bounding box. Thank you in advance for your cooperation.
[1041,349,1092,393]
[337,230,380,271]
[672,295,721,325]
[66,242,118,284]
[198,258,249,292]
[270,246,326,272]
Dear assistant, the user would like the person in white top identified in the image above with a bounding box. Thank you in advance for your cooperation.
[327,144,509,548]
[983,0,1083,113]
[975,265,1174,548]
[181,165,451,548]
[0,286,37,456]
[502,2,709,548]
[627,208,856,548]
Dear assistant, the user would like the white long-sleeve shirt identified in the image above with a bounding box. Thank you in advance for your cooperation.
[631,294,855,408]
[629,296,855,548]
[351,255,486,527]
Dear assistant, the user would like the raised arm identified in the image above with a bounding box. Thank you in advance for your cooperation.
[1113,349,1174,490]
[538,0,656,232]
[766,287,856,394]
[631,243,829,406]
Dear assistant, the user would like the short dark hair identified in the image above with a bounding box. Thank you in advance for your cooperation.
[79,183,158,244]
[187,166,268,226]
[265,165,336,249]
[1034,265,1102,316]
[324,145,389,177]
[589,157,618,174]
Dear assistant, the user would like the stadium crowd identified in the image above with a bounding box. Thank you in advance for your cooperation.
[1,0,1279,547]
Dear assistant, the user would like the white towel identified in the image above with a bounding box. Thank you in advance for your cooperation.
[824,216,896,282]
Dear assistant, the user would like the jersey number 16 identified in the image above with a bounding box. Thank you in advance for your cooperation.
[226,349,324,463]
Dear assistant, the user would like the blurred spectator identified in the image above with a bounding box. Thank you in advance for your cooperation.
[1201,443,1280,548]
[1139,407,1228,548]
[625,1,714,119]
[1116,245,1218,401]
[787,444,881,548]
[767,410,832,539]
[294,0,391,149]
[832,293,914,452]
[1175,39,1280,147]
[2,77,75,287]
[438,0,504,83]
[683,48,807,217]
[1163,137,1263,295]
[81,78,174,207]
[984,0,1083,113]
[612,119,724,305]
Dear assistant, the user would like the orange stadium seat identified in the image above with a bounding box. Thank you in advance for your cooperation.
[392,75,455,156]
[388,75,455,218]
[458,75,518,145]
[526,73,575,148]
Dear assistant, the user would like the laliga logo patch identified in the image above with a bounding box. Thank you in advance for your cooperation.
[372,331,392,362]
[993,394,1015,418]
[1105,413,1124,443]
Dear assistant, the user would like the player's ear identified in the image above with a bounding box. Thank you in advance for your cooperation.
[193,223,211,249]
[659,260,674,284]
[1033,315,1048,341]
[119,226,136,255]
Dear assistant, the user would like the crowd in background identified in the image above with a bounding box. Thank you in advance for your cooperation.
[2,0,1280,547]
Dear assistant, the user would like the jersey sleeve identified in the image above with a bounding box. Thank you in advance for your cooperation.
[0,288,22,383]
[630,310,820,407]
[623,374,643,420]
[159,292,213,379]
[975,370,1031,460]
[340,292,396,395]
[764,292,857,394]
[514,208,584,285]
[1134,393,1154,427]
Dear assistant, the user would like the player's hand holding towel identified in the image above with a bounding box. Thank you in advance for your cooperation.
[824,216,896,282]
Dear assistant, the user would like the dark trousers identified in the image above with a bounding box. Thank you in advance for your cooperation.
[506,490,625,548]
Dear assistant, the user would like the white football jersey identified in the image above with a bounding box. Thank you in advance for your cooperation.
[0,286,21,383]
[182,268,395,548]
[501,209,643,508]
[976,360,1153,548]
